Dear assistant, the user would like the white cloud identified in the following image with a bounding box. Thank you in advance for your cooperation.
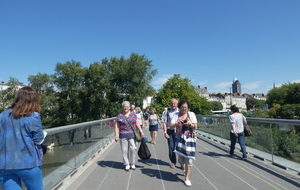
[152,74,173,89]
[198,81,207,86]
[214,81,232,90]
[243,81,264,90]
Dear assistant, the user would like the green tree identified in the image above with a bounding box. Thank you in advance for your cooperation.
[28,73,58,128]
[103,53,157,115]
[0,77,22,112]
[210,101,223,111]
[246,97,266,111]
[53,60,84,125]
[153,74,212,115]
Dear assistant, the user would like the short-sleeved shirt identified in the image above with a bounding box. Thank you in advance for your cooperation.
[229,113,246,133]
[136,113,143,125]
[116,111,137,139]
[161,108,179,129]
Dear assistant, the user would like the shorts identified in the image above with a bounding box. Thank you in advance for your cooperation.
[178,155,193,167]
[149,124,158,131]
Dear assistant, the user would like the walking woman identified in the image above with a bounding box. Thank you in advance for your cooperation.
[115,101,144,171]
[0,87,46,190]
[229,105,247,160]
[170,100,197,187]
[148,108,161,145]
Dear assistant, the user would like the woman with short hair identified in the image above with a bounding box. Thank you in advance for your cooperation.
[148,108,161,145]
[115,101,144,171]
[170,100,197,187]
[229,105,247,160]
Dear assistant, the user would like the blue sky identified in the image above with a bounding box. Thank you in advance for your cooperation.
[1,0,300,94]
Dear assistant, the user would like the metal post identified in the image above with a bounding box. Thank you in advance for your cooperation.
[270,124,274,163]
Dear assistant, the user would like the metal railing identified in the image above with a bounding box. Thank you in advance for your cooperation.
[40,115,300,190]
[196,115,300,173]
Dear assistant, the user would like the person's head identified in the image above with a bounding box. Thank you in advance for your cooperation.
[150,108,156,114]
[170,99,178,110]
[130,105,135,111]
[122,101,130,113]
[135,107,141,113]
[178,100,191,114]
[230,105,239,113]
[10,86,41,118]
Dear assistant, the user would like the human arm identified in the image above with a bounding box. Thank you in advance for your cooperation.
[231,122,238,137]
[29,113,46,145]
[135,119,144,137]
[114,122,119,142]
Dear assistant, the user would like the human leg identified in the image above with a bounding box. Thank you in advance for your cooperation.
[0,170,22,190]
[167,129,176,165]
[153,131,157,144]
[18,167,43,190]
[120,138,130,166]
[229,132,236,155]
[128,138,137,166]
[238,132,247,159]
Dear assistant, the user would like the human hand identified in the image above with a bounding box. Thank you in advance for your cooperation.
[115,136,119,142]
[164,133,170,139]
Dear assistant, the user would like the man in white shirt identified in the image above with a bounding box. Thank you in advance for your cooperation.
[162,99,179,168]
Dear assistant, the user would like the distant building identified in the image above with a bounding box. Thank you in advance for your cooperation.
[194,86,209,99]
[232,78,241,94]
[194,85,247,112]
[0,81,9,91]
[0,81,26,91]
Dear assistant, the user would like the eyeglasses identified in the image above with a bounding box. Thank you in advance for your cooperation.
[180,106,188,109]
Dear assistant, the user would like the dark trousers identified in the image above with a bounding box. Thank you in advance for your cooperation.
[167,129,177,164]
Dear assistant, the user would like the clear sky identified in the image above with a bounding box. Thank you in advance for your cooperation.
[1,0,299,94]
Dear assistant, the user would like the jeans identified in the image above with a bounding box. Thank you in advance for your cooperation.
[167,129,177,164]
[0,166,43,190]
[230,132,247,158]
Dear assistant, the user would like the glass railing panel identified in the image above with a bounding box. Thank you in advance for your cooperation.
[42,118,115,190]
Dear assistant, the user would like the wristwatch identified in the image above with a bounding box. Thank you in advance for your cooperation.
[164,131,167,133]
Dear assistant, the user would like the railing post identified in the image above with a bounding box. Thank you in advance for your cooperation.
[270,123,274,163]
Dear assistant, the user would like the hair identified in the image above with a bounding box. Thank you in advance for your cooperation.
[150,108,156,113]
[10,86,41,118]
[122,101,130,106]
[230,105,239,113]
[170,98,178,104]
[135,107,141,113]
[178,100,191,108]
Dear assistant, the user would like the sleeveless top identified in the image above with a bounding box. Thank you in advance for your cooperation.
[149,114,159,125]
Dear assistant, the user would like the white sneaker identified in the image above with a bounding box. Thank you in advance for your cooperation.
[131,165,136,170]
[184,180,192,187]
[125,165,130,171]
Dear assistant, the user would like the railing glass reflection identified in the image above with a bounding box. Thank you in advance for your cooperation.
[197,115,300,165]
[42,118,116,190]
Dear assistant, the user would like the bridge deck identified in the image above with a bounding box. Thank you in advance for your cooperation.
[63,129,300,190]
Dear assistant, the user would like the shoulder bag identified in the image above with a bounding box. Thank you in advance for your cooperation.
[126,118,142,142]
[244,124,253,137]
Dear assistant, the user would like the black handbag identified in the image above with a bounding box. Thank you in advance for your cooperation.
[244,124,253,137]
[138,138,151,160]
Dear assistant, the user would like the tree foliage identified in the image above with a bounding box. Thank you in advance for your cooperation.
[153,74,212,115]
[246,97,266,111]
[210,101,223,111]
[266,83,300,119]
[0,77,22,112]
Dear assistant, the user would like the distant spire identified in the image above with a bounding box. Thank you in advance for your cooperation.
[273,82,276,89]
